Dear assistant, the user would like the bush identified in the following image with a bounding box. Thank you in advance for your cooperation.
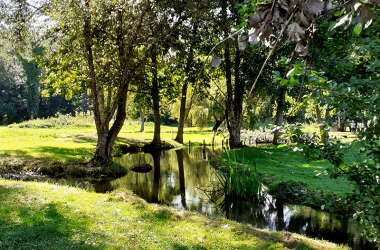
[8,111,94,129]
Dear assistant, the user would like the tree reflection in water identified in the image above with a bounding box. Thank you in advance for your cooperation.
[13,147,375,250]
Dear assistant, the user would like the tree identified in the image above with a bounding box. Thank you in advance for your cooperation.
[42,0,152,162]
[18,45,43,120]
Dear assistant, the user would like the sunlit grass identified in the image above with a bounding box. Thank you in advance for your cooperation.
[0,179,349,250]
[223,146,355,197]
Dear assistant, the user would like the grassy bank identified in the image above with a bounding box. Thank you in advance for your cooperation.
[0,179,348,250]
[0,124,226,176]
[219,146,355,197]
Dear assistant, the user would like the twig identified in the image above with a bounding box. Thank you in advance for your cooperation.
[247,11,295,98]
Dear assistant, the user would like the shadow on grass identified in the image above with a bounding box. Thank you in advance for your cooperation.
[0,146,93,162]
[71,134,97,144]
[0,186,104,249]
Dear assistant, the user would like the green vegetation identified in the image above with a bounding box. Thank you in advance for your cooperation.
[0,179,349,250]
[220,146,354,197]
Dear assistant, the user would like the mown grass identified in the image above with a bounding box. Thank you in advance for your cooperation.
[0,179,349,250]
[0,123,226,163]
[221,145,355,197]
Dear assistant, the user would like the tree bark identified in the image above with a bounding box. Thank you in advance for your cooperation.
[174,82,189,143]
[140,108,145,132]
[83,3,145,163]
[273,87,286,145]
[150,47,161,148]
[338,114,346,132]
[221,0,244,149]
[316,105,329,142]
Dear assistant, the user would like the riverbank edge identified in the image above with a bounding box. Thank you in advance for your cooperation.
[210,151,355,216]
[0,138,184,178]
[0,178,349,250]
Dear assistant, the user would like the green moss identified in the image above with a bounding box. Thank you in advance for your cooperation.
[0,179,349,250]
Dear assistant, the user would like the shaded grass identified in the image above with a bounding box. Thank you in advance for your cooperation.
[0,179,349,250]
[222,146,354,197]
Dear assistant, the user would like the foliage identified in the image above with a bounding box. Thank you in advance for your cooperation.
[281,123,380,243]
[7,111,94,129]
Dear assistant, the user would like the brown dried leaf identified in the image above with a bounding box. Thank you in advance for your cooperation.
[295,43,309,56]
[278,0,290,11]
[286,22,305,43]
[256,3,273,20]
[247,13,261,29]
[270,4,286,24]
[259,24,273,39]
[295,11,310,27]
[238,35,248,51]
[360,4,374,24]
[303,0,324,15]
[343,0,359,12]
[248,28,261,46]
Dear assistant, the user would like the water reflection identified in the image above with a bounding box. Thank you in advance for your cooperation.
[1,147,377,250]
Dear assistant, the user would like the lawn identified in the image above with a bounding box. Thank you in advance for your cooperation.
[0,179,349,250]
[221,145,357,197]
[0,124,226,163]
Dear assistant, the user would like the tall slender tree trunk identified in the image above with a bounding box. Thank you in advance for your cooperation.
[150,47,161,148]
[174,82,189,143]
[273,87,286,145]
[175,25,197,144]
[221,0,244,149]
[140,108,145,132]
[315,105,329,143]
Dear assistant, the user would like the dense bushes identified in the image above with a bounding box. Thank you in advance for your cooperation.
[8,112,94,129]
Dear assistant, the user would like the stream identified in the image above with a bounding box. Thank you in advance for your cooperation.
[1,147,377,250]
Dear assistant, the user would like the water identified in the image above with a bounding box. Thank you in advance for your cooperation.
[1,147,377,250]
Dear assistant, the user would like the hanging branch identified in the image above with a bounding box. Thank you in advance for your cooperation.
[247,11,296,99]
[184,26,246,120]
[288,33,311,116]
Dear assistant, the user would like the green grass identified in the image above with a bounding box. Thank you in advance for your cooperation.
[0,179,349,250]
[222,146,355,197]
[0,124,227,163]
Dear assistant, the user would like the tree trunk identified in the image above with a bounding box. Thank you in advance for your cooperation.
[81,1,148,163]
[174,82,189,143]
[338,114,346,132]
[273,87,286,145]
[140,108,145,132]
[316,105,329,143]
[150,47,161,148]
[222,0,243,149]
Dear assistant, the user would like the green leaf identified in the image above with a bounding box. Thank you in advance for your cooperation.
[370,95,378,101]
[277,145,286,148]
[280,80,289,86]
[340,103,347,110]
[353,23,362,35]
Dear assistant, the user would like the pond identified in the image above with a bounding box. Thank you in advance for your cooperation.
[1,147,377,250]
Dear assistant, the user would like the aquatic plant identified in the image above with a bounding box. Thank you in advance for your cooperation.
[211,150,261,200]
